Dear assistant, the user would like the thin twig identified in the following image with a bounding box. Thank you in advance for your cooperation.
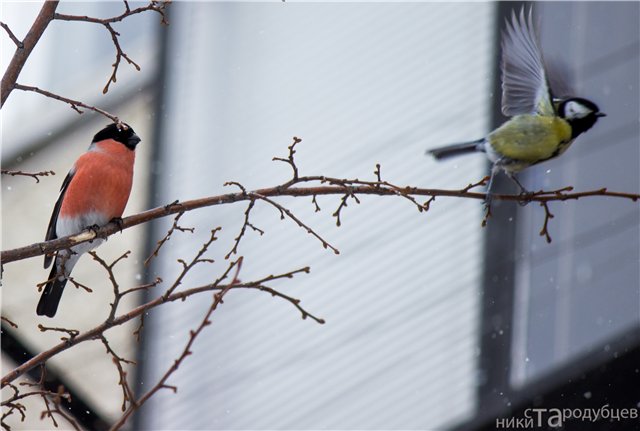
[144,212,194,266]
[110,257,244,430]
[88,250,131,322]
[37,324,79,342]
[539,201,555,243]
[249,281,324,324]
[1,316,18,328]
[1,1,59,107]
[53,1,170,94]
[163,228,220,299]
[252,192,340,254]
[2,264,314,387]
[1,169,55,183]
[0,22,23,48]
[13,83,119,123]
[273,136,302,185]
[100,336,136,412]
[225,199,264,259]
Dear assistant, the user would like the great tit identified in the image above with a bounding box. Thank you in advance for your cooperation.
[427,7,605,200]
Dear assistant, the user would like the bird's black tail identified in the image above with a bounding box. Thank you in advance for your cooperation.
[427,138,485,160]
[36,265,67,318]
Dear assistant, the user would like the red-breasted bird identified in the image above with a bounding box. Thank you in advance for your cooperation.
[38,123,141,317]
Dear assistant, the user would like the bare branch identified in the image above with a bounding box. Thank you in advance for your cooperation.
[53,1,170,94]
[0,1,59,107]
[110,257,244,430]
[163,228,220,299]
[144,212,194,266]
[100,336,136,412]
[374,163,382,183]
[5,366,81,431]
[88,250,131,322]
[0,22,23,48]
[225,199,264,259]
[2,264,314,387]
[13,83,120,123]
[253,191,340,254]
[460,176,489,193]
[273,136,302,185]
[37,324,79,342]
[1,316,18,329]
[53,2,169,25]
[332,189,359,227]
[101,22,140,94]
[248,282,324,324]
[1,169,55,183]
[2,178,639,265]
[1,1,167,106]
[539,201,555,243]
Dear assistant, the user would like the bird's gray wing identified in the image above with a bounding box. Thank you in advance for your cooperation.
[500,7,555,117]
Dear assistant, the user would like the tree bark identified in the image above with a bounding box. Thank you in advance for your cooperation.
[0,1,59,107]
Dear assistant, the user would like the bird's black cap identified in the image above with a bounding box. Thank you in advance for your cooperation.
[93,123,141,150]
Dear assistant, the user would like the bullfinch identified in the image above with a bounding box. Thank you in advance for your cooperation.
[37,123,141,317]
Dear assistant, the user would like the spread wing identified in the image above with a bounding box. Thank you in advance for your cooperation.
[545,56,576,101]
[501,7,555,117]
[43,168,75,268]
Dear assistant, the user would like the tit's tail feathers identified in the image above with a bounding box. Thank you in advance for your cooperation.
[427,138,485,160]
[36,265,68,318]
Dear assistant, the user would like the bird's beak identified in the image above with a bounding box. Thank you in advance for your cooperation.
[595,112,607,117]
[128,133,141,147]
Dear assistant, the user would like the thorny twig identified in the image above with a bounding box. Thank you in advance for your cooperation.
[0,169,54,183]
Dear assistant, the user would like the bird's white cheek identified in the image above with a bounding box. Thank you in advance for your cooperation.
[564,101,591,119]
